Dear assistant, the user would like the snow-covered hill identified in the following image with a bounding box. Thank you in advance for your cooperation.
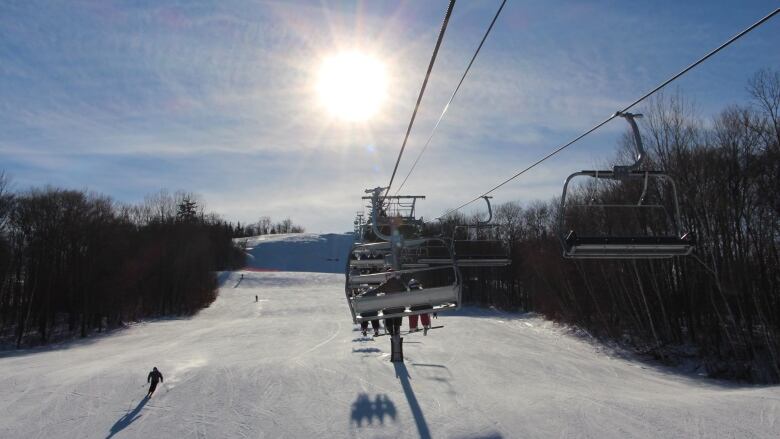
[1,270,778,438]
[239,233,354,273]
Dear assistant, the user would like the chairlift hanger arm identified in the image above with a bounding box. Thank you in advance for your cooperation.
[612,112,644,176]
[478,196,493,226]
[365,187,392,242]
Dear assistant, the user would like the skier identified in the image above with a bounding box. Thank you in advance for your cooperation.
[146,367,163,398]
[255,295,258,302]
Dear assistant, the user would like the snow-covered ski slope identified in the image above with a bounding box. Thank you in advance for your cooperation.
[240,233,354,273]
[1,271,778,438]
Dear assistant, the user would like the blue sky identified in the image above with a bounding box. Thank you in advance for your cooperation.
[1,0,778,232]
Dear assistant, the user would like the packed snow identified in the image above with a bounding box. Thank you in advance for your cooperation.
[238,233,354,273]
[1,269,778,438]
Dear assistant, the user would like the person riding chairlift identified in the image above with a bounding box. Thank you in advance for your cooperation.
[381,268,404,336]
[406,278,432,334]
[361,319,381,337]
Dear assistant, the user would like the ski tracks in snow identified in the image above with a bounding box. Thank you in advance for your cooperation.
[3,271,780,438]
[290,320,342,363]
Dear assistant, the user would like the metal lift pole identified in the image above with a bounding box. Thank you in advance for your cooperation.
[366,187,405,362]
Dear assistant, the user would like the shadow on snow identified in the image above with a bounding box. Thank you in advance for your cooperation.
[106,397,148,438]
[350,393,397,427]
[394,362,432,439]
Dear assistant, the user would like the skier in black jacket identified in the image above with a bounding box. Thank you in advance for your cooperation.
[146,367,163,398]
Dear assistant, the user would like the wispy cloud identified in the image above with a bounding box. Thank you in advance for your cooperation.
[1,0,778,231]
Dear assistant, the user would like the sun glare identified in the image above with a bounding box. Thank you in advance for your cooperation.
[317,51,387,122]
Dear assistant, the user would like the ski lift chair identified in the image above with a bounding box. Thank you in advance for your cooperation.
[415,239,457,265]
[451,224,511,267]
[452,196,511,267]
[347,267,461,323]
[559,112,695,259]
[345,186,462,323]
[345,238,462,323]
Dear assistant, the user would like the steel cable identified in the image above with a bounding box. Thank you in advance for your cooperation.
[434,7,780,221]
[385,0,457,198]
[395,0,508,195]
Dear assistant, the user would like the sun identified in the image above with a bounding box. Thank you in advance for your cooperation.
[317,51,387,122]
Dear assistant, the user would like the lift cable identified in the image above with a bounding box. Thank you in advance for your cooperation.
[433,7,780,222]
[394,0,508,195]
[385,0,457,198]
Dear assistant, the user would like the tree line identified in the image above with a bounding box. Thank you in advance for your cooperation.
[232,216,305,238]
[0,186,246,347]
[434,69,780,383]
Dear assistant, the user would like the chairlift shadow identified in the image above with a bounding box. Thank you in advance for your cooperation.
[350,393,397,427]
[352,347,382,354]
[352,336,375,342]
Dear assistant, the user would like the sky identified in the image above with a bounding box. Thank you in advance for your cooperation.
[1,0,778,232]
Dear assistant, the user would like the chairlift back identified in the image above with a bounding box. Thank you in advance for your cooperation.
[345,188,462,323]
[451,196,511,267]
[559,113,695,259]
[451,224,511,267]
[346,238,461,323]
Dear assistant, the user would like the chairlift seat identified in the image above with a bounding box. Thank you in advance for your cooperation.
[417,258,454,265]
[350,285,460,322]
[451,220,512,267]
[417,257,511,267]
[346,189,462,325]
[348,272,388,286]
[349,259,386,269]
[401,263,430,269]
[564,231,695,259]
[456,258,511,267]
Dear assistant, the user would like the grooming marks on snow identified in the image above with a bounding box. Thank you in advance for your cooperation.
[290,320,341,361]
[165,356,207,390]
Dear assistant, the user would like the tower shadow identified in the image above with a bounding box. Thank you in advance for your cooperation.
[394,362,431,439]
[106,397,149,438]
